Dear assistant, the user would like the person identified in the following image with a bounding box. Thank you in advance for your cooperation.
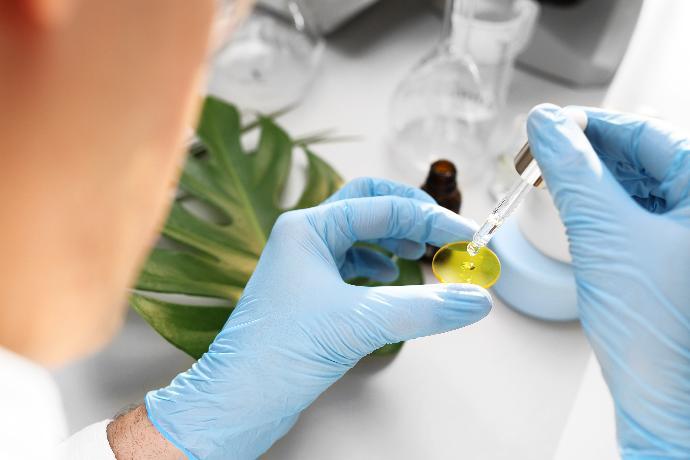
[1,0,688,459]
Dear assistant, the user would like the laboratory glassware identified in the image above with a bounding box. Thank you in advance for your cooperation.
[208,0,324,113]
[388,0,538,183]
[421,160,463,259]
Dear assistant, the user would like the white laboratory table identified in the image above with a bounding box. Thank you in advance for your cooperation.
[54,0,610,458]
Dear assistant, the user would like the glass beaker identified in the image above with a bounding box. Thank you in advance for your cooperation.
[208,0,324,113]
[388,0,539,184]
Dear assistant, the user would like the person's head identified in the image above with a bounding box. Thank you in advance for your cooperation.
[0,0,253,366]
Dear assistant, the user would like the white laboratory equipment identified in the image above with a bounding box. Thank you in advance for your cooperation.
[429,0,644,87]
[388,0,539,183]
[517,0,644,87]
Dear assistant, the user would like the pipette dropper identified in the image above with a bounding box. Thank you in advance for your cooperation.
[466,108,588,257]
[467,176,532,255]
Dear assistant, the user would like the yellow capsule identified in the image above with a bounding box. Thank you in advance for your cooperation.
[432,241,501,289]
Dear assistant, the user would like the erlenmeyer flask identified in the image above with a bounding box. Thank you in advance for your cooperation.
[388,0,538,184]
[208,0,324,113]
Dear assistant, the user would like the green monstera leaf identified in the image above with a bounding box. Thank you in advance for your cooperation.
[131,97,423,360]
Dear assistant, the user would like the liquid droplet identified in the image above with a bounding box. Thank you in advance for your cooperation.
[460,261,476,271]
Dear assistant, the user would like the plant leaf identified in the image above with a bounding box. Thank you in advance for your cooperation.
[131,97,424,359]
[131,295,233,360]
[137,249,247,301]
[295,148,343,209]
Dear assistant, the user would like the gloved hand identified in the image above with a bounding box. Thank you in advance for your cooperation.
[146,177,493,459]
[528,105,690,458]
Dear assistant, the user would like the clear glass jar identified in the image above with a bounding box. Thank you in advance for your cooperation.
[208,0,324,113]
[388,0,538,183]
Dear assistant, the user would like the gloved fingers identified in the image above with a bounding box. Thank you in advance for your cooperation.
[369,238,426,260]
[573,106,690,212]
[324,177,435,205]
[360,284,492,344]
[324,178,433,260]
[527,104,635,220]
[575,106,689,183]
[658,151,690,216]
[340,247,399,283]
[313,196,477,260]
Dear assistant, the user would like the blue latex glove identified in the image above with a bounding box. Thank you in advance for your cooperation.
[528,105,690,458]
[146,177,492,459]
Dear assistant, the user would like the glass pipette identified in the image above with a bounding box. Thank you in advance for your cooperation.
[466,108,588,256]
[467,176,532,255]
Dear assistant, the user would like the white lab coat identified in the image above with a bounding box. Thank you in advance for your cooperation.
[0,347,115,459]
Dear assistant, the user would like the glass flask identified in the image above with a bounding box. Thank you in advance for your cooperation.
[388,0,538,183]
[208,0,324,113]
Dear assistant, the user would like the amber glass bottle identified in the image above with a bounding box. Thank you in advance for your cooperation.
[421,160,462,260]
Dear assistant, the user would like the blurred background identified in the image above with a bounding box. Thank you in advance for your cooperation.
[54,0,690,458]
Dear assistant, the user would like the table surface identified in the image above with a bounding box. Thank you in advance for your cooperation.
[54,1,610,458]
